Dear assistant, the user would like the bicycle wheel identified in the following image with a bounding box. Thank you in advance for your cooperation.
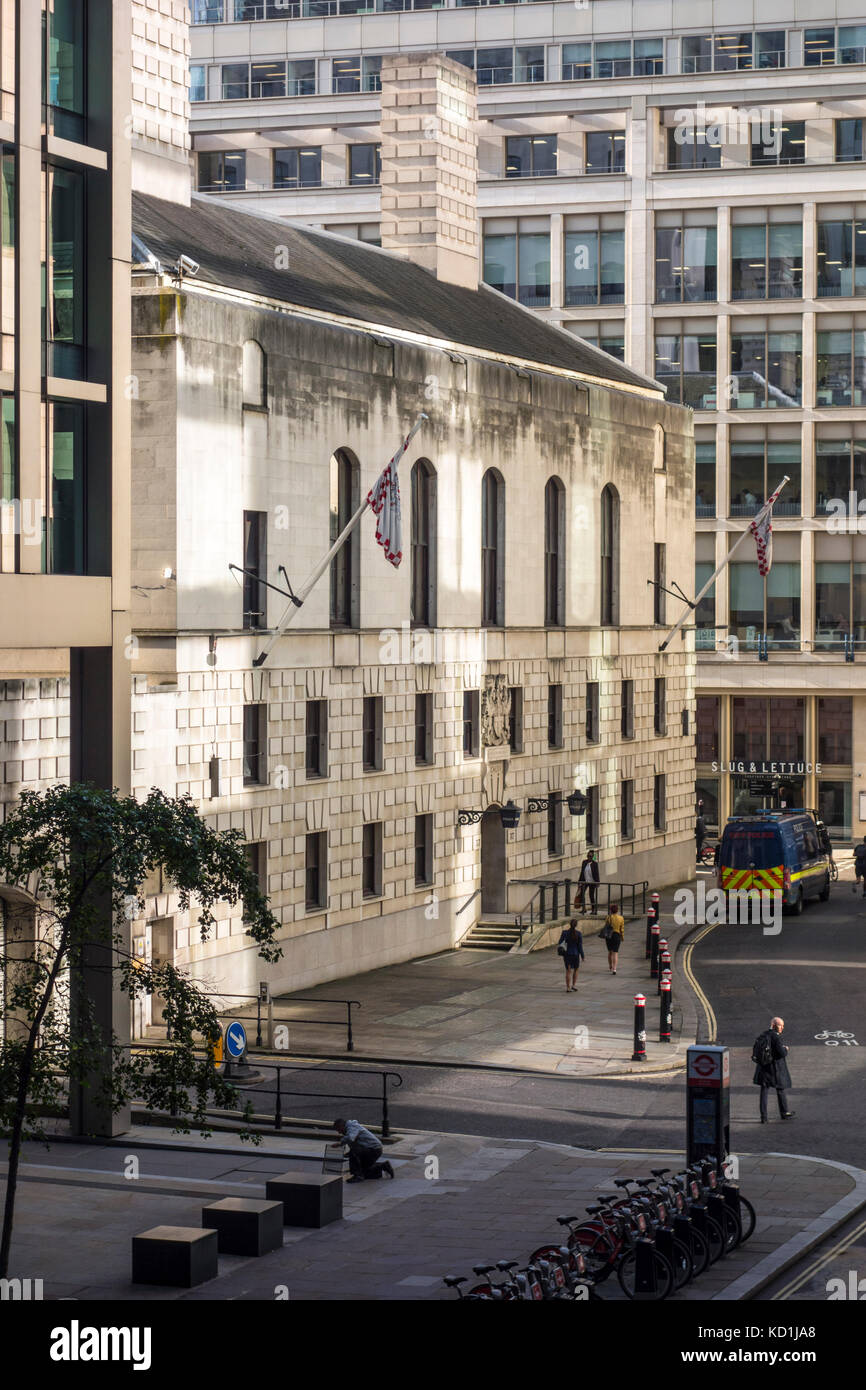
[736,1195,757,1244]
[670,1236,694,1289]
[718,1204,741,1253]
[617,1247,674,1301]
[702,1214,725,1264]
[687,1225,711,1278]
[568,1225,618,1283]
[829,859,838,882]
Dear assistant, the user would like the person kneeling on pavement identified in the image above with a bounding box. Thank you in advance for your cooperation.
[331,1118,395,1183]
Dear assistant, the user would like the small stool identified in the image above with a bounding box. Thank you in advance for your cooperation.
[132,1226,218,1287]
[202,1198,284,1256]
[265,1172,343,1228]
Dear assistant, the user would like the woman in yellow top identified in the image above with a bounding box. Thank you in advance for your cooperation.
[605,902,625,975]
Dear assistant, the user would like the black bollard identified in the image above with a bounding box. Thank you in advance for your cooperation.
[632,994,647,1061]
[650,923,660,979]
[659,949,671,994]
[659,978,672,1042]
[646,894,660,959]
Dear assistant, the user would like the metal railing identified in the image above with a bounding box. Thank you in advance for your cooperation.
[152,991,361,1052]
[509,876,648,928]
[124,1044,402,1138]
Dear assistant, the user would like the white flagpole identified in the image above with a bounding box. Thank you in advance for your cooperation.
[659,475,789,652]
[252,414,428,667]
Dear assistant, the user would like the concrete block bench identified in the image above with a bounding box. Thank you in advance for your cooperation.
[202,1197,284,1256]
[132,1226,218,1287]
[265,1172,343,1228]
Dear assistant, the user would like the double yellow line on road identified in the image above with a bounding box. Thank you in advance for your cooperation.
[680,922,719,1043]
[772,1214,866,1300]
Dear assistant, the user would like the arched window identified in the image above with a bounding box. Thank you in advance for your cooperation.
[411,459,437,628]
[242,340,266,407]
[600,484,620,626]
[654,423,666,471]
[329,449,359,628]
[481,468,505,627]
[544,476,565,626]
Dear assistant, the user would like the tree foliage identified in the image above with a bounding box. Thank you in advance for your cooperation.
[0,784,282,1276]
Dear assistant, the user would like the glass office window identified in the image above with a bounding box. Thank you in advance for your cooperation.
[476,48,513,84]
[816,330,866,407]
[751,121,806,166]
[667,126,722,170]
[714,33,753,70]
[696,696,720,763]
[836,119,863,163]
[681,36,712,74]
[730,562,800,648]
[585,131,626,173]
[197,150,246,191]
[654,333,717,408]
[221,63,249,99]
[333,56,361,93]
[817,220,866,297]
[515,47,545,82]
[483,231,516,299]
[250,61,286,97]
[595,41,631,79]
[564,227,624,305]
[767,564,801,648]
[273,148,322,188]
[695,560,716,645]
[818,698,852,762]
[574,329,626,361]
[816,562,852,648]
[729,438,800,517]
[732,224,802,300]
[2,149,14,370]
[50,402,86,575]
[562,43,591,80]
[757,31,786,68]
[815,439,866,515]
[46,167,85,379]
[634,39,663,75]
[48,0,86,140]
[839,25,866,64]
[348,145,381,184]
[730,331,802,408]
[804,29,836,65]
[655,223,717,303]
[505,135,557,177]
[695,442,716,516]
[483,224,550,307]
[288,60,316,96]
[190,65,206,103]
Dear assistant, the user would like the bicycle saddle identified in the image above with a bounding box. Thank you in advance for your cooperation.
[585,1204,602,1214]
[651,1168,670,1178]
[443,1275,467,1287]
[636,1178,654,1188]
[472,1264,496,1276]
[497,1260,518,1272]
[614,1178,633,1187]
[601,1194,619,1203]
[557,1215,579,1225]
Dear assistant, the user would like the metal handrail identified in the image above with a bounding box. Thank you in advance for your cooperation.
[508,875,649,927]
[276,997,362,1052]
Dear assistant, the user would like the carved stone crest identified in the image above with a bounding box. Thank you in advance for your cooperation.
[481,674,511,747]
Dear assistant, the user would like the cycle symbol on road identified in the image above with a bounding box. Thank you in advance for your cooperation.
[814,1029,859,1046]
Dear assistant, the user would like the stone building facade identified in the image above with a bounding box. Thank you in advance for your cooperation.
[125,182,696,1007]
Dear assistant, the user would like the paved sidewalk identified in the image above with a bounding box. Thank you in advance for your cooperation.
[269,886,700,1077]
[3,1130,863,1301]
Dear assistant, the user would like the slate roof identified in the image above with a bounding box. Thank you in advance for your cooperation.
[132,192,660,395]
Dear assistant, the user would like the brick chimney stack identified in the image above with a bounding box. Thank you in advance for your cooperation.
[379,53,479,291]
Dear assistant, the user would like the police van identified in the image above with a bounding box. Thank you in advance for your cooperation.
[717,810,831,914]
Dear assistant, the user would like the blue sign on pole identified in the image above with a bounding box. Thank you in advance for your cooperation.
[225,1021,247,1059]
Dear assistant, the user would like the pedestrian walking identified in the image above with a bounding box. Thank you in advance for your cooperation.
[330,1118,395,1182]
[557,918,585,992]
[575,849,600,914]
[604,902,625,974]
[695,813,707,864]
[854,836,866,896]
[751,1017,795,1123]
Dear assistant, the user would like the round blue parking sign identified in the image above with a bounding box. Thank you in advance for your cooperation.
[225,1021,247,1059]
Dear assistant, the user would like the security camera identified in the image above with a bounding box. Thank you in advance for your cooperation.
[175,254,200,278]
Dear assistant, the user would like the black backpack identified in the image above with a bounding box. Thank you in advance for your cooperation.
[752,1031,773,1068]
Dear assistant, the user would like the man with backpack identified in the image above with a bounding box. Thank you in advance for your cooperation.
[854,836,866,897]
[752,1017,794,1123]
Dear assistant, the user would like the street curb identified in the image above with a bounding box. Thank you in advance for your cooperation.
[246,1047,690,1081]
[711,1152,866,1301]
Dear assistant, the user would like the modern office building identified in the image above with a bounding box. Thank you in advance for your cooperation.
[123,52,695,1004]
[187,2,866,838]
[0,0,133,1133]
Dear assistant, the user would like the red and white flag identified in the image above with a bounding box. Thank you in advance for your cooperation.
[366,416,427,569]
[749,479,787,577]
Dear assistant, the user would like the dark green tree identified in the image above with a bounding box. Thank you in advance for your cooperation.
[0,784,281,1277]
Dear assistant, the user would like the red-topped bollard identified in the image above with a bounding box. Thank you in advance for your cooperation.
[645,892,660,959]
[632,994,647,1061]
[659,949,672,994]
[659,979,672,1043]
[650,923,661,979]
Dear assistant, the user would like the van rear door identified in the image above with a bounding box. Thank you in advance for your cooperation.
[720,824,785,893]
